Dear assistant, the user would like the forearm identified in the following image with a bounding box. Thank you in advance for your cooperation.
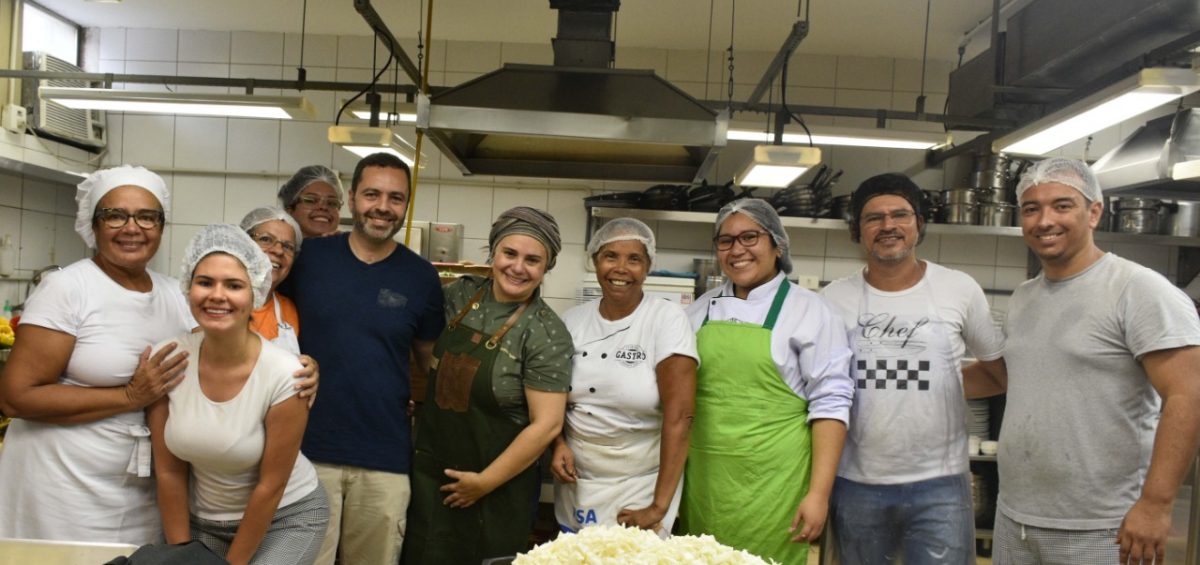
[962,358,1007,399]
[651,414,691,511]
[480,418,561,493]
[1140,395,1200,505]
[156,470,192,543]
[5,383,138,424]
[807,418,847,499]
[225,482,288,565]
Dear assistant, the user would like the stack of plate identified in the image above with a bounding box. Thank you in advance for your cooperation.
[968,399,990,440]
[574,285,602,306]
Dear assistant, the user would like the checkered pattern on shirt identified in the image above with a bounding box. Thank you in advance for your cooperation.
[855,359,931,390]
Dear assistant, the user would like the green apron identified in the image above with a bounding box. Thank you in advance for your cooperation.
[402,284,537,565]
[679,282,814,565]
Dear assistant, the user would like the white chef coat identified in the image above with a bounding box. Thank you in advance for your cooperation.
[685,272,854,425]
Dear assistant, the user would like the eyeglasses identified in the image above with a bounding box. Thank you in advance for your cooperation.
[861,209,917,228]
[295,194,342,209]
[94,208,165,230]
[249,231,297,256]
[713,230,769,251]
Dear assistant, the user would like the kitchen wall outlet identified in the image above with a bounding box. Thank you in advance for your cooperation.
[2,104,26,135]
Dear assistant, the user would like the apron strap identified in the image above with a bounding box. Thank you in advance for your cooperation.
[762,280,791,330]
[446,280,532,350]
[448,285,490,330]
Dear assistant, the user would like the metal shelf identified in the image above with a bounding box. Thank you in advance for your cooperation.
[590,206,1200,246]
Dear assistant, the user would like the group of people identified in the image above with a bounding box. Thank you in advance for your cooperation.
[0,153,1195,565]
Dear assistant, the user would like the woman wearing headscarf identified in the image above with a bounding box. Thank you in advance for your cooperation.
[401,207,573,564]
[678,199,854,565]
[551,218,696,537]
[241,206,304,356]
[147,224,327,565]
[0,166,317,545]
[278,165,344,239]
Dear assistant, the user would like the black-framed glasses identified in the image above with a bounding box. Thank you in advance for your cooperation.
[861,209,917,228]
[713,230,769,251]
[249,231,297,256]
[295,194,342,209]
[93,208,165,230]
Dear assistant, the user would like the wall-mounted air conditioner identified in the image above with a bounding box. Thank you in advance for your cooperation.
[21,51,106,151]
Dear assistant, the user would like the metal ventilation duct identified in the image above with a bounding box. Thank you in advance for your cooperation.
[415,0,726,183]
[1093,109,1200,198]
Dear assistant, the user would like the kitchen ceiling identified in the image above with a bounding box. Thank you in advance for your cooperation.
[38,0,1002,63]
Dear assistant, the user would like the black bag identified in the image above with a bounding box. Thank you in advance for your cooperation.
[104,541,228,565]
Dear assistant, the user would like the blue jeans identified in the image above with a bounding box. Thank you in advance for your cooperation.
[832,473,975,565]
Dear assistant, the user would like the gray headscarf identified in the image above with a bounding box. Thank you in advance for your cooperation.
[488,206,562,270]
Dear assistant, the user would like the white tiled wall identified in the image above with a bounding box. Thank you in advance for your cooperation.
[0,172,89,310]
[72,26,1197,314]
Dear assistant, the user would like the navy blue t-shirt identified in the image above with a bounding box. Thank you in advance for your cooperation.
[280,233,445,474]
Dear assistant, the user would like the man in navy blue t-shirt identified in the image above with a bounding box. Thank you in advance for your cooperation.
[279,153,444,565]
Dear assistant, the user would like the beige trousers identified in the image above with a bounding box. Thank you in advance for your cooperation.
[312,463,411,565]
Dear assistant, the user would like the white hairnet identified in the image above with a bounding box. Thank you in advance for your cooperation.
[1016,157,1102,204]
[179,224,273,310]
[278,165,344,208]
[588,217,657,268]
[239,206,302,254]
[714,198,793,274]
[75,165,170,249]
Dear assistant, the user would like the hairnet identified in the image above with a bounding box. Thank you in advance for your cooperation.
[1016,157,1102,204]
[714,198,793,274]
[588,217,656,268]
[75,165,170,249]
[849,173,927,244]
[488,206,562,270]
[239,206,302,254]
[277,165,344,208]
[179,224,274,310]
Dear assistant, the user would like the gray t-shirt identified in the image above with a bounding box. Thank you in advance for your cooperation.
[998,253,1200,530]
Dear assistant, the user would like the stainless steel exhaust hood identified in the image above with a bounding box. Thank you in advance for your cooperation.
[416,64,727,183]
[1093,108,1200,198]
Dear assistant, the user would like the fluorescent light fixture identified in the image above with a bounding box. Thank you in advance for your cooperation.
[728,126,947,150]
[995,68,1200,156]
[346,100,417,124]
[40,87,315,119]
[328,125,418,166]
[735,145,822,188]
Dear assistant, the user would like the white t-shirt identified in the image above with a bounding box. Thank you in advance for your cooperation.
[157,332,320,521]
[685,272,854,424]
[822,261,1004,484]
[560,295,698,443]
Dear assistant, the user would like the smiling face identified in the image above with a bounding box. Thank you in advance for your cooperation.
[594,239,649,304]
[859,194,921,265]
[92,185,164,273]
[716,212,780,297]
[1019,181,1102,273]
[350,165,409,243]
[491,234,549,303]
[248,219,297,290]
[288,181,342,238]
[188,253,254,334]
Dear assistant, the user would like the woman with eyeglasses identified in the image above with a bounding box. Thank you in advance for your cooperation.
[279,165,344,239]
[677,198,854,565]
[240,206,303,356]
[0,166,318,545]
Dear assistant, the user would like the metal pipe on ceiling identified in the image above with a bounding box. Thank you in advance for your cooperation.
[353,0,422,87]
[0,69,426,94]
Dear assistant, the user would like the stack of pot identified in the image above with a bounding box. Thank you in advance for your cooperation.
[973,154,1017,227]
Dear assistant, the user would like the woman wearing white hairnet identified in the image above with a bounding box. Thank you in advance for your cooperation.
[678,198,853,565]
[279,165,344,239]
[551,217,697,537]
[241,206,303,356]
[0,166,318,545]
[147,224,328,565]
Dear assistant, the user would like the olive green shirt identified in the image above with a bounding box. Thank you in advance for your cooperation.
[443,276,573,426]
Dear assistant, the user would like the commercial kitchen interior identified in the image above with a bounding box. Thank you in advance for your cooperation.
[0,0,1198,562]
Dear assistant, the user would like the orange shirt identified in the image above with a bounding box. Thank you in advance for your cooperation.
[250,292,301,342]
